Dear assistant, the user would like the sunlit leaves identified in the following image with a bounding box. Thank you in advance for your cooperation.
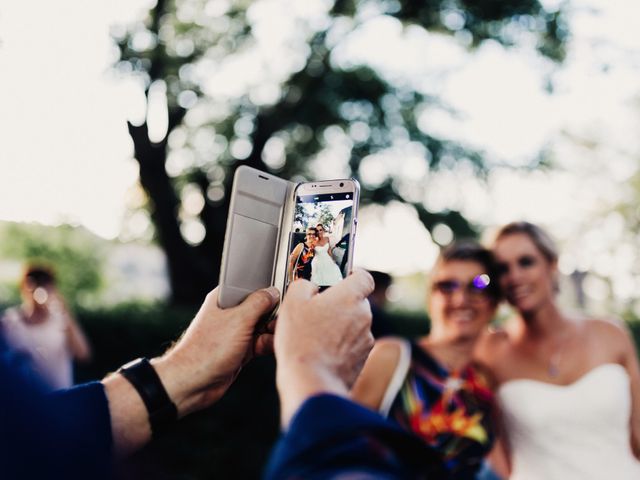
[115,0,569,266]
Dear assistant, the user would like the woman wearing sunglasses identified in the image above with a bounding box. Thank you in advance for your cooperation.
[351,241,501,479]
[476,222,640,479]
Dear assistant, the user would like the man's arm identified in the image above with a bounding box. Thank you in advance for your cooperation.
[1,286,279,476]
[104,287,279,456]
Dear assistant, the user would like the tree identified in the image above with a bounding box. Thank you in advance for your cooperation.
[113,0,567,305]
[316,204,335,231]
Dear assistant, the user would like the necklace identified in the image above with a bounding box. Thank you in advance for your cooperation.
[548,349,562,377]
[546,325,573,377]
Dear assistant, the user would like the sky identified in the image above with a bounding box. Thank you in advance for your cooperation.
[1,0,640,307]
[0,0,146,237]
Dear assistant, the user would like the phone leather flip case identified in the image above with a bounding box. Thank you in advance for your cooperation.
[217,166,299,308]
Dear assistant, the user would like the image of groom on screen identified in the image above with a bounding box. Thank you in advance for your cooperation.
[288,227,318,282]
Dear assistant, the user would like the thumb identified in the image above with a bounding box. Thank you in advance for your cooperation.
[233,287,280,325]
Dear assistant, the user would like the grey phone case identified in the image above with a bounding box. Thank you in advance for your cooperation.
[218,166,295,308]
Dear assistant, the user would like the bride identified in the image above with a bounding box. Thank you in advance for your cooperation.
[310,223,343,286]
[475,222,640,480]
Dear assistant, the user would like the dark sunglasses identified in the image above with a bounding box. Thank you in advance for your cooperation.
[432,274,491,299]
[496,255,537,275]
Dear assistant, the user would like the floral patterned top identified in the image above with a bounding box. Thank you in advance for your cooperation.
[387,342,496,479]
[293,243,314,281]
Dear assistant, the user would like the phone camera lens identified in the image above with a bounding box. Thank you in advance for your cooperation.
[339,182,344,187]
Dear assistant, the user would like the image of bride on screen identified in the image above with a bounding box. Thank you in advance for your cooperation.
[286,198,353,289]
[310,223,343,286]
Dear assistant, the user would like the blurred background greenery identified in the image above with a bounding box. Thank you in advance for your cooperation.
[1,0,640,478]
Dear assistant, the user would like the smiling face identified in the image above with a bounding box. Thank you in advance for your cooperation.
[428,259,496,342]
[305,228,318,247]
[316,224,325,239]
[493,232,557,315]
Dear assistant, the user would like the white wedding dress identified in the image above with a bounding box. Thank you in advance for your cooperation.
[498,363,640,480]
[311,243,343,286]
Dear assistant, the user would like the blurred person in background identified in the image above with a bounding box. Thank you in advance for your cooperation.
[476,221,640,479]
[0,265,91,389]
[352,242,501,479]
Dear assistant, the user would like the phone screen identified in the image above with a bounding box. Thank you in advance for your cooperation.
[285,191,355,290]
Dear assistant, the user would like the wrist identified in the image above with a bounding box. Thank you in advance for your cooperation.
[117,357,177,438]
[151,353,229,418]
[150,356,197,418]
[276,359,349,428]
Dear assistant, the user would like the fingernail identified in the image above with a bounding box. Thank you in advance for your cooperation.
[265,287,280,302]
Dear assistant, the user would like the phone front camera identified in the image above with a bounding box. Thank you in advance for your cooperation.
[339,182,344,187]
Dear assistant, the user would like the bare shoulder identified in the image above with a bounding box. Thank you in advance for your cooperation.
[350,336,406,410]
[371,336,406,357]
[583,317,631,340]
[474,327,511,365]
[583,317,637,360]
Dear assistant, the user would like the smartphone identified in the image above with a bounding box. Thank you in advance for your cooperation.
[217,166,292,309]
[218,167,360,308]
[281,179,360,293]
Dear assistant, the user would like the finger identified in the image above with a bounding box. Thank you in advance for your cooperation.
[196,287,223,316]
[321,269,374,302]
[264,318,277,334]
[364,329,374,352]
[254,333,274,356]
[284,279,319,302]
[233,287,280,322]
[202,286,221,308]
[358,298,373,326]
[349,268,375,293]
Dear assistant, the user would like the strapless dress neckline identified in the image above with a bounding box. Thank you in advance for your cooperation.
[498,362,625,391]
[497,362,640,480]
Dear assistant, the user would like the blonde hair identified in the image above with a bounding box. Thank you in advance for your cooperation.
[494,221,558,264]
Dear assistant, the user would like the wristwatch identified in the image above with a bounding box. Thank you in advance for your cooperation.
[118,357,178,437]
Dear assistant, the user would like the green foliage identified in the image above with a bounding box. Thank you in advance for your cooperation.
[75,302,195,373]
[297,202,336,229]
[385,308,431,338]
[113,0,570,304]
[317,204,336,230]
[0,222,104,306]
[337,0,568,61]
[115,0,569,216]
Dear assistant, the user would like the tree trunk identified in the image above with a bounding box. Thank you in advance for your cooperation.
[128,121,215,305]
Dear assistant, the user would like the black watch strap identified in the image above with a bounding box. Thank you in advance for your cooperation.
[118,357,178,437]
